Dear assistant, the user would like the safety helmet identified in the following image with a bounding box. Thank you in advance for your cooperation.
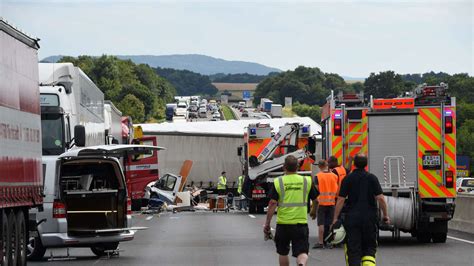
[325,225,346,245]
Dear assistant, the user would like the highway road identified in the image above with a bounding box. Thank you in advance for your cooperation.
[30,211,474,266]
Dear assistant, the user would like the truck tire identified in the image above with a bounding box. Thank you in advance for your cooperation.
[432,232,447,243]
[248,201,256,214]
[131,199,142,211]
[416,232,431,243]
[27,234,46,261]
[15,211,27,266]
[90,242,119,257]
[257,205,265,214]
[8,211,18,266]
[1,211,11,266]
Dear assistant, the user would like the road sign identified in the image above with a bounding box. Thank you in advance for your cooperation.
[243,91,251,100]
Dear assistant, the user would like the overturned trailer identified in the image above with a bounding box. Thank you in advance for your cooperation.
[139,117,320,191]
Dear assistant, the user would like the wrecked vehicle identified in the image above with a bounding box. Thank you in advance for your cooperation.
[28,145,162,260]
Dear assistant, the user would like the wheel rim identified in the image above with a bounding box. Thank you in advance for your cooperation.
[27,237,36,256]
[18,220,26,263]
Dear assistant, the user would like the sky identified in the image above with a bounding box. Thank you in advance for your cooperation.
[1,0,472,77]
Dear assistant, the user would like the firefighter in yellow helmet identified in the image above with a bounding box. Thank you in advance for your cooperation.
[332,154,390,266]
[264,155,318,266]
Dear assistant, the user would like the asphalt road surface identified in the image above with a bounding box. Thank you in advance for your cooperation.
[30,211,474,266]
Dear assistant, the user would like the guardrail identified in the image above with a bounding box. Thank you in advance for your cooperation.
[449,194,474,234]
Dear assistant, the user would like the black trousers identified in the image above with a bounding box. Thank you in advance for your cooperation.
[344,217,377,266]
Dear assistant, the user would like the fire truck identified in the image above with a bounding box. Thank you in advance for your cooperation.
[239,122,318,214]
[321,83,456,243]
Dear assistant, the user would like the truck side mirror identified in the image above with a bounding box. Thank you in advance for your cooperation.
[74,125,86,147]
[237,147,242,156]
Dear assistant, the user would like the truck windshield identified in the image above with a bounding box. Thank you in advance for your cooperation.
[41,113,65,155]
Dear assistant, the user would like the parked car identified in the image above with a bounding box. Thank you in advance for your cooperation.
[198,108,207,118]
[457,177,474,194]
[212,112,221,119]
[28,145,161,260]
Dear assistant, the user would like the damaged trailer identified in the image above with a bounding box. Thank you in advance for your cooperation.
[139,117,321,192]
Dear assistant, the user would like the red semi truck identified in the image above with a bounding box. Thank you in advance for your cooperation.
[0,19,43,265]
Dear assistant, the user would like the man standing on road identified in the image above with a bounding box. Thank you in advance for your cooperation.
[217,171,227,195]
[310,160,338,249]
[264,155,318,266]
[328,156,349,190]
[237,173,248,210]
[332,154,390,266]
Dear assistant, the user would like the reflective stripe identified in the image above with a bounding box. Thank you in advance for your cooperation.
[277,176,308,207]
[318,198,336,203]
[320,192,337,196]
[361,255,376,266]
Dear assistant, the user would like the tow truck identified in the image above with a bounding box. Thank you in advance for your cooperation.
[238,122,320,214]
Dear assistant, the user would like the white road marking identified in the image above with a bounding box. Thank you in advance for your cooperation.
[447,235,474,245]
[146,216,154,221]
[249,215,256,219]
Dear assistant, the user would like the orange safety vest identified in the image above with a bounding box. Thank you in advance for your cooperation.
[316,172,338,206]
[334,166,347,187]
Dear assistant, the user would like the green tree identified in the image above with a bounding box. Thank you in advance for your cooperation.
[117,94,145,122]
[292,103,321,122]
[364,71,406,98]
[457,119,474,173]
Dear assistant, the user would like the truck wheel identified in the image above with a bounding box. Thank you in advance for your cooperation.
[15,211,27,266]
[257,205,265,214]
[8,211,18,266]
[432,232,447,243]
[91,242,119,257]
[1,211,11,266]
[131,199,141,211]
[416,232,431,243]
[27,234,46,261]
[248,201,256,214]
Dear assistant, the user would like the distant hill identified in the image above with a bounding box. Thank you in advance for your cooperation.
[42,54,281,75]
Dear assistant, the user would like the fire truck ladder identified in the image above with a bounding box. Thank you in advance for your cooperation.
[347,118,363,149]
[383,156,407,190]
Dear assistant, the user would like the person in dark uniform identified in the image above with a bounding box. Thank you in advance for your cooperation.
[332,154,390,266]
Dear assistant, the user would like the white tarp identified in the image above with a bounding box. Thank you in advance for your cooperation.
[138,117,321,189]
[139,117,321,137]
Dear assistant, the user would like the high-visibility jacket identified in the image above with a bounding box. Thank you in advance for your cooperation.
[316,171,338,206]
[217,176,227,190]
[274,174,312,224]
[334,165,347,188]
[237,175,243,194]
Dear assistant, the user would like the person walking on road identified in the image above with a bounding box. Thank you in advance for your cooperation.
[332,154,390,266]
[264,155,318,266]
[237,173,248,210]
[217,171,227,195]
[328,155,349,190]
[310,160,339,249]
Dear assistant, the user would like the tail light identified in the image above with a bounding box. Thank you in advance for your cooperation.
[53,200,66,219]
[445,171,454,188]
[334,119,342,136]
[458,188,465,193]
[127,197,132,215]
[445,116,453,134]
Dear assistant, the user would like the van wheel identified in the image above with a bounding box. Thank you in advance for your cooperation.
[1,211,11,266]
[416,232,431,243]
[27,234,46,261]
[131,199,141,211]
[248,201,256,214]
[15,211,27,266]
[432,232,447,243]
[91,242,119,257]
[8,211,18,266]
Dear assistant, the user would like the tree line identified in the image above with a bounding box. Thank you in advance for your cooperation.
[59,55,176,123]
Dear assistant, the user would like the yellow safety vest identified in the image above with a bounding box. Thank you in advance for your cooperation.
[217,176,227,190]
[274,174,311,225]
[237,176,243,194]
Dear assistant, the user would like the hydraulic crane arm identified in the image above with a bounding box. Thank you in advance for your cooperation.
[248,149,307,180]
[255,123,301,164]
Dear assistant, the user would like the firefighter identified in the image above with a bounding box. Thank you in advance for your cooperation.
[332,154,390,266]
[310,160,338,249]
[217,171,227,195]
[264,155,318,266]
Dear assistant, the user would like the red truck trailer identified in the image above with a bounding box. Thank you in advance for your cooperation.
[0,19,43,265]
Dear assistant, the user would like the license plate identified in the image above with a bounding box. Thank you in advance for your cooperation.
[422,155,441,170]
